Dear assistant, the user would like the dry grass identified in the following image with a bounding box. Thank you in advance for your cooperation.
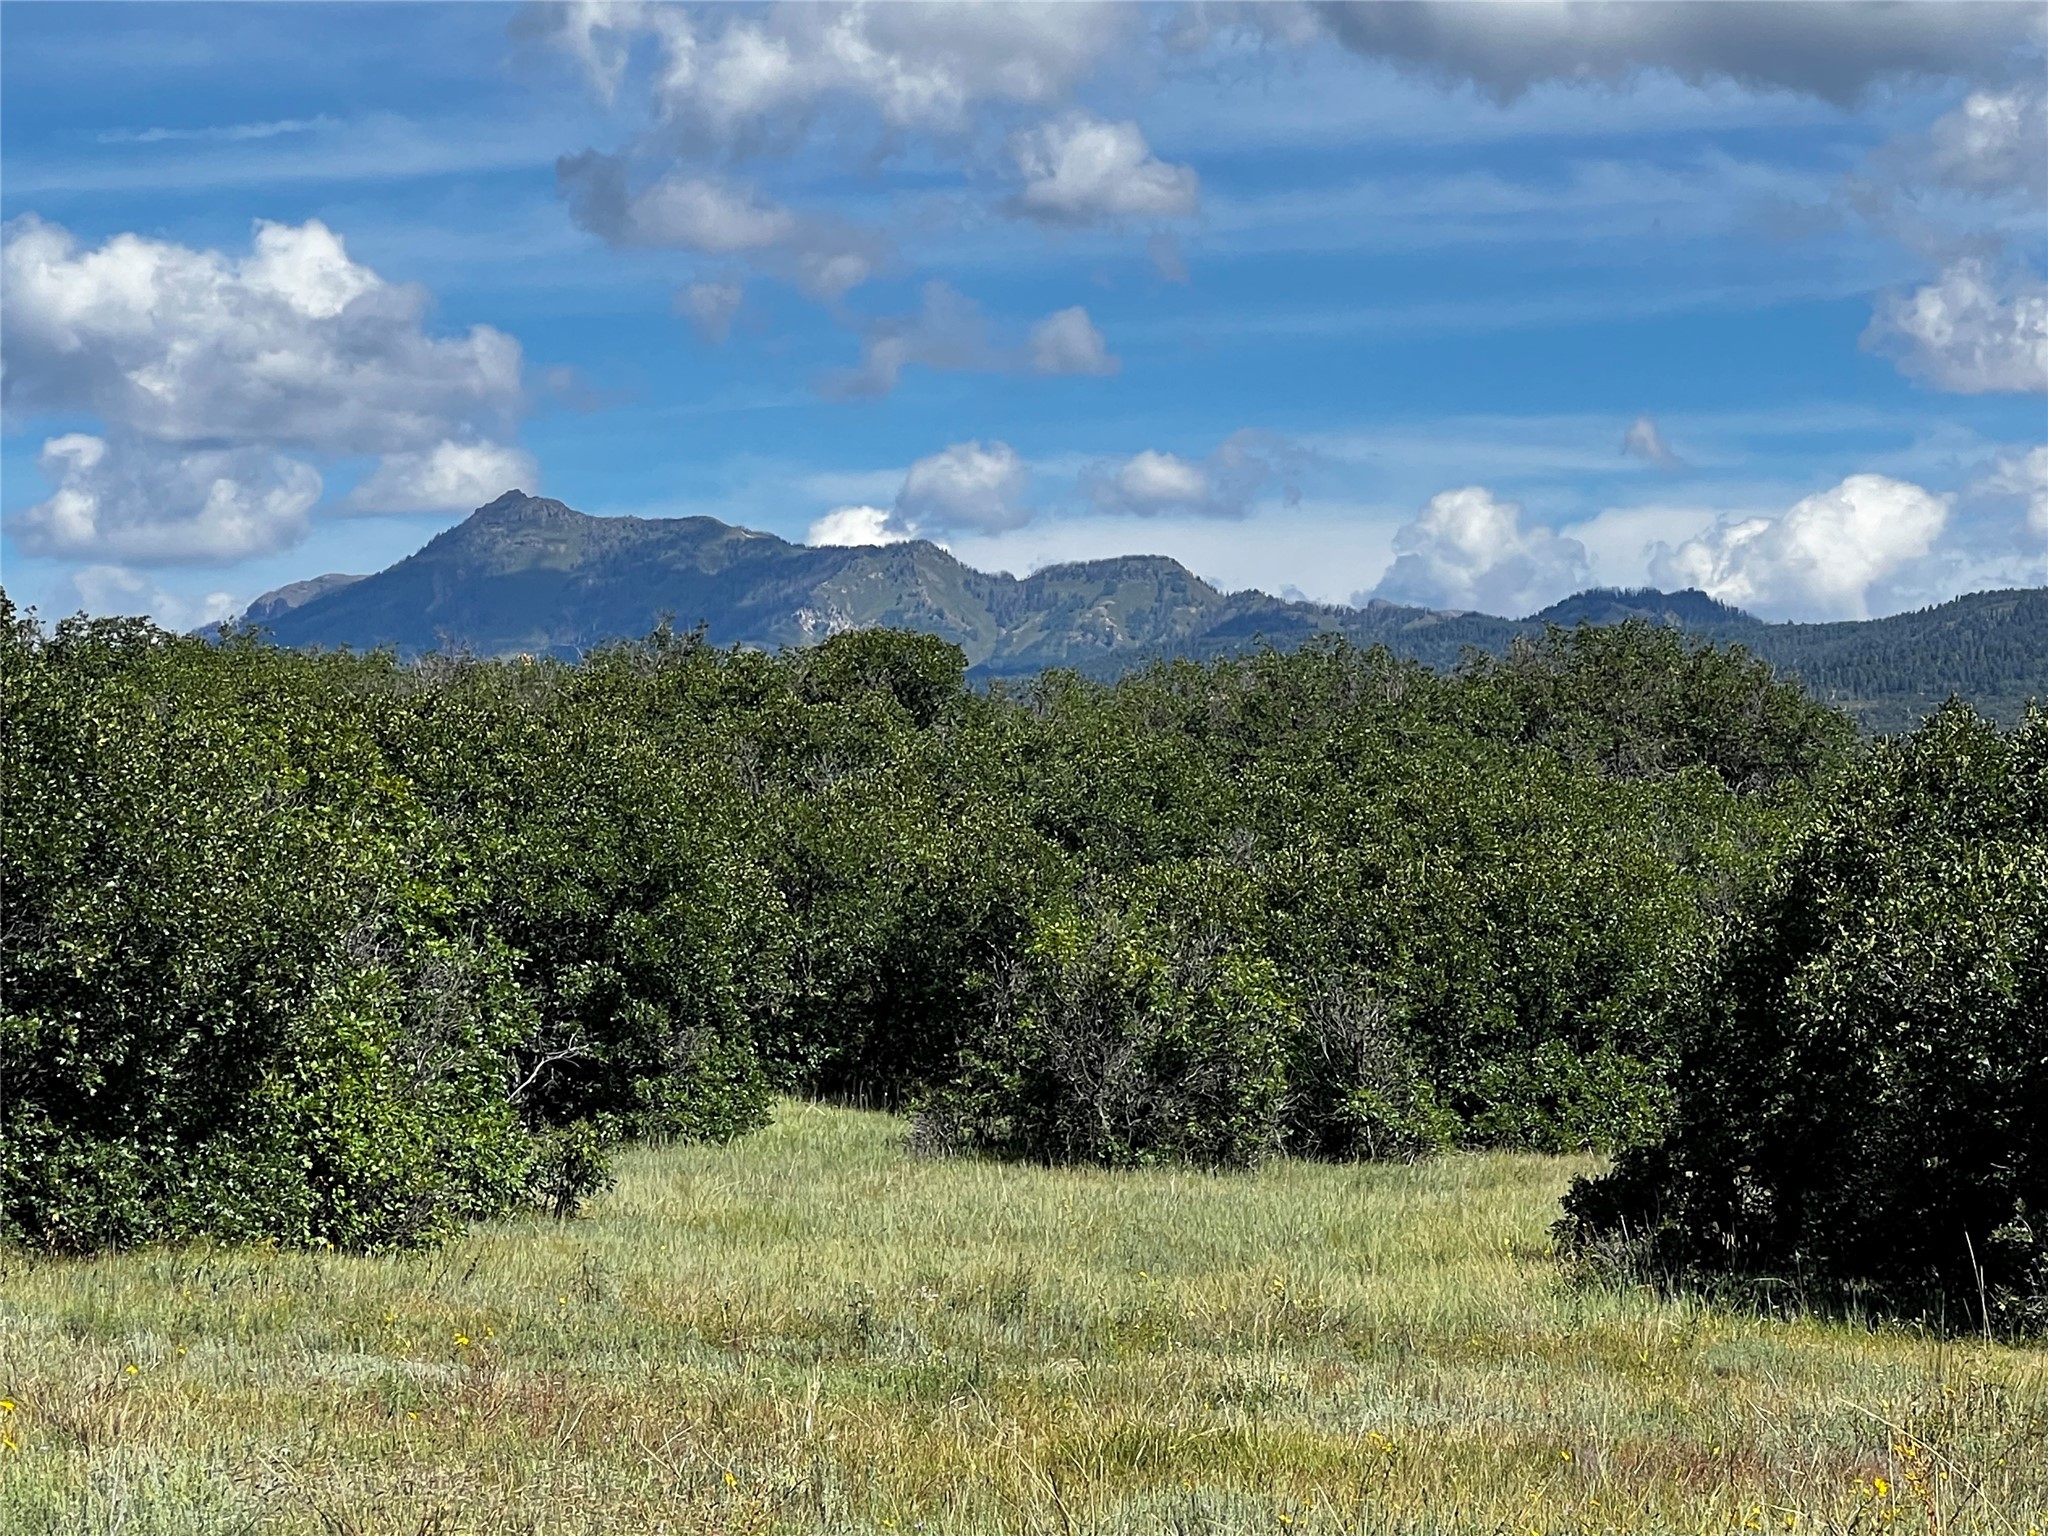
[3,1100,2044,1534]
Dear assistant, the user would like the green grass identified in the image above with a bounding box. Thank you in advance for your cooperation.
[3,1101,2044,1534]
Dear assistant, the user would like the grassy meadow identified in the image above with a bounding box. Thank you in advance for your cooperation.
[2,1101,2043,1536]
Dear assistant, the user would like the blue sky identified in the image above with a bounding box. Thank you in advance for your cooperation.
[4,1,2044,627]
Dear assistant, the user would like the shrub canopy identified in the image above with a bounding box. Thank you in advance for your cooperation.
[1561,704,2047,1330]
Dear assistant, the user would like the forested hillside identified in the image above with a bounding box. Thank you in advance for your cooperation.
[9,587,2043,1329]
[231,495,2046,733]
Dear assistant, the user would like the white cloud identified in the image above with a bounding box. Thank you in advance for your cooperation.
[1864,258,2048,394]
[897,439,1031,533]
[1009,113,1199,226]
[1091,430,1299,519]
[807,504,913,546]
[1373,485,1591,615]
[1310,1,2044,105]
[532,5,1140,308]
[1650,473,1950,620]
[2,215,532,564]
[2,216,523,452]
[518,0,651,107]
[1620,413,1684,468]
[1976,445,2048,537]
[943,493,1403,606]
[16,434,321,565]
[1565,502,1719,588]
[69,565,242,632]
[821,287,1121,398]
[1107,450,1210,510]
[677,277,744,342]
[556,153,884,296]
[1926,85,2048,203]
[534,1,1128,141]
[1027,305,1119,376]
[1837,82,2047,263]
[343,439,540,515]
[98,116,334,146]
[619,171,799,252]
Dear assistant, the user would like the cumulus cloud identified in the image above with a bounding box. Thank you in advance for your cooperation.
[677,277,744,342]
[807,504,913,546]
[1310,1,2044,105]
[1105,451,1210,511]
[528,1,1131,279]
[1832,80,2045,402]
[557,152,885,296]
[1975,445,2048,537]
[1027,305,1119,376]
[529,0,1128,142]
[2,215,531,563]
[1838,81,2047,255]
[15,434,321,565]
[1373,486,1591,616]
[529,6,1176,307]
[1009,113,1199,226]
[1864,257,2048,393]
[1925,84,2048,203]
[1650,473,1951,620]
[1620,413,1684,468]
[69,565,242,633]
[821,286,1119,397]
[1090,430,1298,519]
[342,439,540,515]
[3,216,521,453]
[896,439,1031,533]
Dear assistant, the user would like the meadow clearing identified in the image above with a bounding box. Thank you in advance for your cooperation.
[2,1100,2043,1536]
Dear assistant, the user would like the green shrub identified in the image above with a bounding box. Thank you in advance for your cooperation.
[1559,704,2048,1331]
[919,867,1294,1169]
[1280,978,1457,1162]
[0,610,548,1251]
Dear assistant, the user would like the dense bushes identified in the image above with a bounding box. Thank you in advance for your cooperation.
[0,613,542,1250]
[919,865,1297,1169]
[1560,704,2048,1330]
[5,593,1872,1257]
[0,609,776,1250]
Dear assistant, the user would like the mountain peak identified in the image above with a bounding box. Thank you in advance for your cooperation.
[223,497,2045,731]
[466,490,578,524]
[1532,587,1757,627]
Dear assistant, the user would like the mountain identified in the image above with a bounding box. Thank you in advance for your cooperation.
[1530,587,1755,629]
[247,491,1364,670]
[239,492,2047,732]
[241,571,366,625]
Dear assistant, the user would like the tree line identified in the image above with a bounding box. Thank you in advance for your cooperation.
[3,592,2040,1330]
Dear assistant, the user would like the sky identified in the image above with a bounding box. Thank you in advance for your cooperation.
[3,0,2045,629]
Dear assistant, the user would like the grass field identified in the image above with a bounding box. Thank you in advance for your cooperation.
[3,1101,2044,1535]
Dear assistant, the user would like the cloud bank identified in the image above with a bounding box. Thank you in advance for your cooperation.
[1310,1,2043,104]
[1090,431,1298,520]
[1650,473,1951,620]
[1372,485,1591,615]
[1009,114,1199,226]
[1865,258,2048,394]
[897,439,1032,533]
[3,216,532,562]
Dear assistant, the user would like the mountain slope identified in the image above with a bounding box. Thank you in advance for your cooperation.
[243,493,2047,731]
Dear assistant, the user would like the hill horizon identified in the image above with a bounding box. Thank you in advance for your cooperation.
[207,490,2048,735]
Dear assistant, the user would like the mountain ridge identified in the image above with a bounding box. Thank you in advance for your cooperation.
[237,492,2047,733]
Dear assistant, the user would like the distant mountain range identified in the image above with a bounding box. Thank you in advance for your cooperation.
[238,491,2047,734]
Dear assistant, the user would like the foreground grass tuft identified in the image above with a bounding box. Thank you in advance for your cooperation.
[4,1101,2044,1534]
